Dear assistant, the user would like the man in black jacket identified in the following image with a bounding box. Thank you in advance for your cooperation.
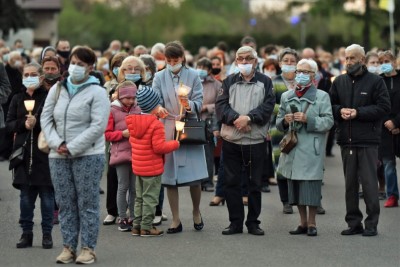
[330,44,390,237]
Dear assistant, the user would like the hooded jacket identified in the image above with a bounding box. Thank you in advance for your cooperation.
[105,100,141,165]
[126,113,179,177]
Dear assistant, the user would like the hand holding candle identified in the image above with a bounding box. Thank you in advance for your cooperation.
[175,121,185,141]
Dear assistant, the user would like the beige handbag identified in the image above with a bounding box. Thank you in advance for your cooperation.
[38,82,61,154]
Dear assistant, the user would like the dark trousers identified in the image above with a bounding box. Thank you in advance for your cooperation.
[215,153,225,198]
[222,140,266,229]
[19,185,54,234]
[277,175,289,203]
[106,165,118,217]
[262,140,274,186]
[203,140,215,186]
[341,147,380,230]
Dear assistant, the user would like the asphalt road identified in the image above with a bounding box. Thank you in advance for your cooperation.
[0,145,399,267]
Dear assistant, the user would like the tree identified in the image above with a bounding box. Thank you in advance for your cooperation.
[0,0,32,40]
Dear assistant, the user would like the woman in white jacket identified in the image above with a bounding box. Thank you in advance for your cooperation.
[41,46,110,264]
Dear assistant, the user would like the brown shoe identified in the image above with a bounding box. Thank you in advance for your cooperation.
[131,227,140,236]
[140,227,164,237]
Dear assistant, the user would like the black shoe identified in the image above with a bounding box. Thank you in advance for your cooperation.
[42,233,53,249]
[261,185,271,193]
[99,188,105,194]
[222,225,243,235]
[307,226,317,236]
[283,203,293,214]
[167,222,183,234]
[16,233,33,248]
[248,226,265,236]
[316,206,326,215]
[193,214,204,231]
[362,228,378,237]
[341,225,364,235]
[289,225,308,235]
[201,183,214,192]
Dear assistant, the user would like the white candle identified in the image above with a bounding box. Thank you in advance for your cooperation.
[24,100,35,115]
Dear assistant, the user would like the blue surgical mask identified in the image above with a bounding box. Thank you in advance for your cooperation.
[281,65,296,73]
[68,64,87,82]
[167,63,182,73]
[2,53,9,63]
[125,73,141,82]
[295,73,311,86]
[112,67,119,77]
[237,64,253,76]
[23,76,40,89]
[367,66,379,74]
[197,69,208,79]
[380,63,393,74]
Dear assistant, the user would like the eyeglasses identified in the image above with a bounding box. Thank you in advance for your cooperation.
[295,70,314,75]
[236,57,255,62]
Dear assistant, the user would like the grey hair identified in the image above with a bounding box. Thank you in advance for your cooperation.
[345,44,365,56]
[150,43,165,56]
[8,50,21,63]
[24,62,44,75]
[236,46,257,58]
[297,58,318,73]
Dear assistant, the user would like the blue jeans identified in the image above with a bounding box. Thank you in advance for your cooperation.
[383,157,399,199]
[19,185,54,234]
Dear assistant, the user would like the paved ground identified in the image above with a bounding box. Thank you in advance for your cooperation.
[0,145,399,267]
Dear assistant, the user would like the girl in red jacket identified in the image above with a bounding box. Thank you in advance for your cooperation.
[126,87,179,236]
[105,81,141,232]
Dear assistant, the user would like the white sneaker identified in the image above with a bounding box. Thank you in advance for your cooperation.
[75,247,96,264]
[161,213,168,221]
[56,247,76,264]
[153,215,162,226]
[103,215,116,225]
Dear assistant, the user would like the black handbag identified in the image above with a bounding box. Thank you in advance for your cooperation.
[175,106,207,145]
[9,133,30,170]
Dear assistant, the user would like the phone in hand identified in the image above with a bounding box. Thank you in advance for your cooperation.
[290,104,298,113]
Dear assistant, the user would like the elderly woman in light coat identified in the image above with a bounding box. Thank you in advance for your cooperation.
[276,58,333,237]
[153,41,207,234]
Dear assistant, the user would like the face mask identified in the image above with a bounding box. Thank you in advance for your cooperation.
[264,70,276,78]
[347,62,363,76]
[17,48,24,53]
[267,54,278,60]
[102,63,109,71]
[112,67,119,77]
[68,64,87,82]
[167,63,182,73]
[23,76,40,89]
[281,64,296,73]
[44,73,61,85]
[197,69,208,79]
[14,60,22,68]
[144,71,152,82]
[125,73,141,82]
[57,50,70,59]
[211,68,221,75]
[156,60,165,70]
[367,66,379,74]
[380,63,393,74]
[295,73,311,86]
[2,53,9,63]
[237,64,253,76]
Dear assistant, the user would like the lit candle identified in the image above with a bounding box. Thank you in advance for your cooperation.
[24,100,35,115]
[175,121,185,141]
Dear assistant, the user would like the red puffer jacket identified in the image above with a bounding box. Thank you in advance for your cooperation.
[126,113,179,176]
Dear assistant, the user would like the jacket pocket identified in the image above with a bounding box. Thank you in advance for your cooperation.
[313,137,320,156]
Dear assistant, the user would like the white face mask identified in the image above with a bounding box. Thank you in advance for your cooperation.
[23,76,40,89]
[68,64,87,82]
[238,64,253,76]
[264,70,276,78]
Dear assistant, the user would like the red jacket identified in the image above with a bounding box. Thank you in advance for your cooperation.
[126,113,179,176]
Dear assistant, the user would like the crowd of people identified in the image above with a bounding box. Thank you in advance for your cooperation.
[0,36,399,264]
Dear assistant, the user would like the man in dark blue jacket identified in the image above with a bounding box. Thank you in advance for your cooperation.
[330,44,390,237]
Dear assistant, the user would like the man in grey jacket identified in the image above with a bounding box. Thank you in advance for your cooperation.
[216,46,275,235]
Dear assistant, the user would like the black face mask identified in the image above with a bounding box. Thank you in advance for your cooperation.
[211,68,221,75]
[44,73,61,85]
[57,50,70,59]
[347,62,363,76]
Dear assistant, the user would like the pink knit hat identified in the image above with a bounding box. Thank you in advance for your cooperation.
[118,85,137,99]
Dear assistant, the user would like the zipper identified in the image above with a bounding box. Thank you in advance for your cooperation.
[349,79,355,155]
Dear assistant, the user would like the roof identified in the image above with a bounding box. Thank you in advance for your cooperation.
[16,0,62,11]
